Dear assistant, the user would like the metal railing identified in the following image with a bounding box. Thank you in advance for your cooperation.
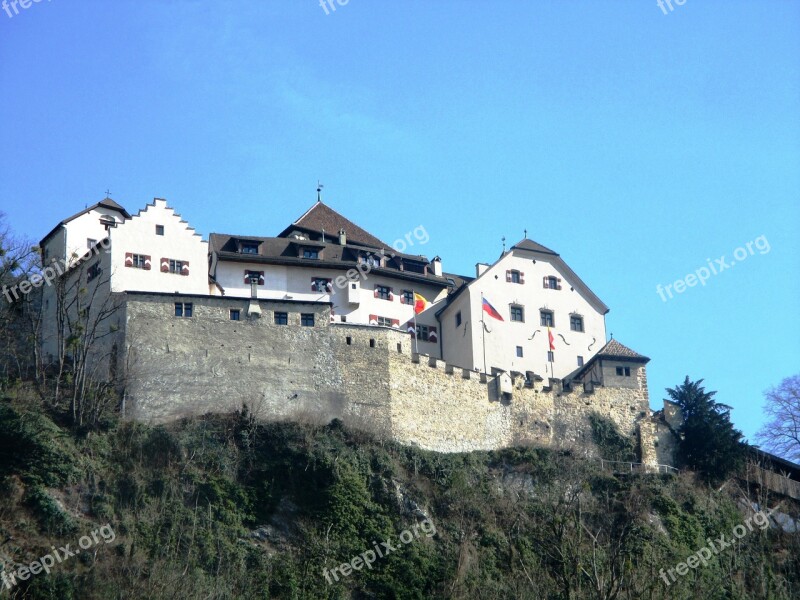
[597,459,679,475]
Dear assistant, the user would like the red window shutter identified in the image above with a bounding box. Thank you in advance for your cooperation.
[506,270,512,282]
[258,272,265,285]
[399,294,405,304]
[407,321,416,338]
[311,278,316,292]
[374,288,379,298]
[125,252,133,267]
[557,277,562,290]
[369,314,378,325]
[428,326,438,343]
[543,276,548,288]
[144,255,152,271]
[519,271,525,284]
[391,318,400,328]
[182,261,189,276]
[161,258,169,273]
[244,271,249,285]
[388,291,394,301]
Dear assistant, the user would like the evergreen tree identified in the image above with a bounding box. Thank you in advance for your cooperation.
[667,376,746,483]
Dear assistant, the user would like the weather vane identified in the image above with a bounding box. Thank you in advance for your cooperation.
[317,181,323,202]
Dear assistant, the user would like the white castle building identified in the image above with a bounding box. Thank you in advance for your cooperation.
[36,196,647,387]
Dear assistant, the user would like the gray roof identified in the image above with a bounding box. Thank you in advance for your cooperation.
[511,238,558,255]
[209,233,450,288]
[278,201,390,249]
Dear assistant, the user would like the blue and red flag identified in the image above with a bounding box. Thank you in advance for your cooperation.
[482,297,504,321]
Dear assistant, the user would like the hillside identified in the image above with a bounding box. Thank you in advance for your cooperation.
[0,385,798,599]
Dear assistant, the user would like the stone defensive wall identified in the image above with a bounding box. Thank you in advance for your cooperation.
[121,293,661,458]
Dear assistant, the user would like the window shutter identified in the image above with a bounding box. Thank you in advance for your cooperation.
[428,326,438,343]
[519,271,525,284]
[388,290,394,301]
[374,288,379,298]
[368,314,378,325]
[161,258,169,273]
[182,261,189,276]
[144,255,152,271]
[325,281,333,292]
[258,272,264,285]
[244,271,249,285]
[311,278,317,292]
[543,276,548,288]
[391,318,400,328]
[506,270,512,282]
[125,252,133,267]
[400,293,405,304]
[407,321,416,338]
[557,277,562,290]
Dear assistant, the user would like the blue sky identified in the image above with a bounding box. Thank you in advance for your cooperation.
[1,1,798,441]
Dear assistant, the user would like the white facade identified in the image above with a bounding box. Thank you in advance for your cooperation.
[212,258,448,356]
[439,242,608,379]
[107,199,209,295]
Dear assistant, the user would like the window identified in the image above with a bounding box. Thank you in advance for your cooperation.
[274,312,288,325]
[570,315,584,332]
[87,238,97,249]
[417,324,430,341]
[301,313,315,327]
[510,305,524,322]
[402,290,414,305]
[155,225,165,236]
[132,254,146,269]
[369,339,376,348]
[312,278,332,292]
[302,248,319,259]
[577,355,584,367]
[175,302,193,318]
[544,276,561,290]
[547,351,554,362]
[346,336,352,345]
[241,242,259,254]
[361,254,381,268]
[615,366,631,377]
[169,260,183,274]
[87,262,101,282]
[510,270,521,283]
[245,270,263,285]
[540,310,554,327]
[377,316,393,327]
[455,311,462,327]
[375,285,392,300]
[516,346,523,357]
[230,309,240,321]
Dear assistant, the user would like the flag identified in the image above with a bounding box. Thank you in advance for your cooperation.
[413,292,427,314]
[548,328,555,351]
[482,297,504,321]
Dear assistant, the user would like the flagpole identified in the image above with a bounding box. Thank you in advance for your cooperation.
[413,290,419,355]
[481,292,487,374]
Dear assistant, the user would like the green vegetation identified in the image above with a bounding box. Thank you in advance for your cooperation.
[667,377,747,483]
[0,389,797,599]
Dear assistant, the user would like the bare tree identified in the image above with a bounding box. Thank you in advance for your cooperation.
[756,374,800,462]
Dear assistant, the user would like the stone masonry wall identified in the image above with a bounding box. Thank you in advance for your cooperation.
[122,293,662,460]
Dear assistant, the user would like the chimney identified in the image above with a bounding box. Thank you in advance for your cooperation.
[431,256,442,277]
[338,228,347,245]
[476,263,490,277]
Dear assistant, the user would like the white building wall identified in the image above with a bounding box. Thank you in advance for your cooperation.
[42,207,126,267]
[108,199,209,295]
[213,259,448,356]
[445,250,607,379]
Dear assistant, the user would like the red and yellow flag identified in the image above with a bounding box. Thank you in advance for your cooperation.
[413,292,427,314]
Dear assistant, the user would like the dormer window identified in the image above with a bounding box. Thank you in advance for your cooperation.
[303,248,319,260]
[360,254,381,268]
[241,242,259,254]
[311,278,333,293]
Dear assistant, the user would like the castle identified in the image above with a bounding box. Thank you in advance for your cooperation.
[33,196,677,465]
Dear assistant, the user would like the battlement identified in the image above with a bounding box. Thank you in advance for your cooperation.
[120,293,664,459]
